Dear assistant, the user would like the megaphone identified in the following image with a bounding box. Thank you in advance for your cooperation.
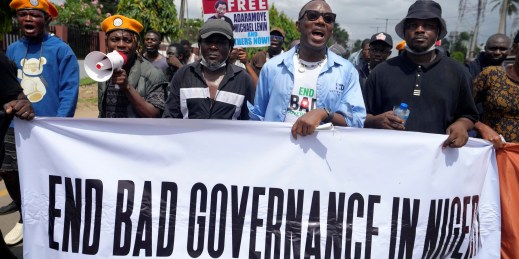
[84,50,127,82]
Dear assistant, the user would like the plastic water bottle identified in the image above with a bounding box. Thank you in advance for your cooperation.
[393,103,410,124]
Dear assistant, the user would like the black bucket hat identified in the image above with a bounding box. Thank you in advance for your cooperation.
[395,0,447,40]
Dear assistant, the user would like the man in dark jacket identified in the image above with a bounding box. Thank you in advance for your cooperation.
[466,33,511,78]
[163,19,253,120]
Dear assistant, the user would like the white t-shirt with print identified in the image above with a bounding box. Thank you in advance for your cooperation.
[284,55,326,123]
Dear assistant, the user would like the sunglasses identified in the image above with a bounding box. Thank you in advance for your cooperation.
[270,35,284,42]
[299,10,336,24]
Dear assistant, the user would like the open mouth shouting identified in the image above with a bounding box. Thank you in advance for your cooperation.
[310,29,326,44]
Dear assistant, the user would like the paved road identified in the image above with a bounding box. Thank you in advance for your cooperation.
[0,179,23,258]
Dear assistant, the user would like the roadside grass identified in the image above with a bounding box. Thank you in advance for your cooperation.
[78,78,98,106]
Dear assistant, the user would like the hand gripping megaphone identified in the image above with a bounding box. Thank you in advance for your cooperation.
[84,50,127,82]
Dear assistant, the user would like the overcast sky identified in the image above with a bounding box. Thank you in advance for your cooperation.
[178,0,509,48]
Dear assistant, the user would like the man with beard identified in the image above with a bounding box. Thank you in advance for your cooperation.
[98,15,168,118]
[249,0,366,139]
[467,33,511,78]
[357,32,393,91]
[143,29,169,75]
[162,19,253,120]
[251,27,286,76]
[2,0,78,246]
[363,0,478,148]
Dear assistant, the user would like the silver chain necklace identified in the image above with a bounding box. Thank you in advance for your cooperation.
[296,48,326,73]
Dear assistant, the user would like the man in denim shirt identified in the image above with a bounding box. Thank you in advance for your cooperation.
[249,0,366,139]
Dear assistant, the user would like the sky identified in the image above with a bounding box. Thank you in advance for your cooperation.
[177,0,509,49]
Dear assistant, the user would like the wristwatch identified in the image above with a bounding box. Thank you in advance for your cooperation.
[322,108,334,123]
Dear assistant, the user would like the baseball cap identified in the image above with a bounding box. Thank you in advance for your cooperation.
[370,32,393,48]
[270,27,286,38]
[199,19,234,40]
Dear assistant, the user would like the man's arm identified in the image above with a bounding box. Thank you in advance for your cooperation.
[237,48,258,92]
[57,47,80,117]
[4,93,35,120]
[111,69,162,118]
[290,109,346,139]
[442,117,474,148]
[248,65,270,121]
[364,112,405,130]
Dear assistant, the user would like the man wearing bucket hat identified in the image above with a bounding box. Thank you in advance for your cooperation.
[98,15,168,118]
[363,0,478,148]
[2,0,79,246]
[162,19,253,120]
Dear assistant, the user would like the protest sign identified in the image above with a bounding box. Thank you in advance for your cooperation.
[202,0,270,48]
[16,119,500,258]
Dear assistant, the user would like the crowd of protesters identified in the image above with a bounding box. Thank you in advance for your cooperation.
[1,0,518,257]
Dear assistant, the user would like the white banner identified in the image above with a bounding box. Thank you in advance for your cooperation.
[15,118,500,258]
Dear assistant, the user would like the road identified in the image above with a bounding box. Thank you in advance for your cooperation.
[0,179,23,258]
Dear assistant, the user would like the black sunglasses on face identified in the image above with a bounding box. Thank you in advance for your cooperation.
[299,10,336,24]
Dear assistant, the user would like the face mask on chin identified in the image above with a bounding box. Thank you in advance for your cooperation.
[200,49,230,71]
[405,44,436,55]
[200,55,227,71]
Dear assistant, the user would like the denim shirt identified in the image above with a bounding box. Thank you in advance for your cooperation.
[249,46,366,128]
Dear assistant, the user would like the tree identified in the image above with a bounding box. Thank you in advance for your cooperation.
[330,23,349,50]
[117,0,179,41]
[54,0,108,30]
[0,1,15,41]
[449,31,471,63]
[268,4,299,50]
[179,18,203,43]
[352,39,362,52]
[491,0,519,33]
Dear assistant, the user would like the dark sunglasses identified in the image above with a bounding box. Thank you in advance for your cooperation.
[270,35,284,42]
[299,10,336,24]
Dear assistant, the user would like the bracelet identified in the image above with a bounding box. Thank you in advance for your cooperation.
[322,108,334,123]
[492,134,506,143]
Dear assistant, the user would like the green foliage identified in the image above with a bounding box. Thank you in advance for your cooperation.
[80,77,96,86]
[352,39,362,52]
[332,23,349,46]
[54,0,107,30]
[179,18,204,43]
[491,0,519,15]
[450,31,470,57]
[269,4,299,50]
[0,0,15,40]
[117,0,180,41]
[451,51,465,63]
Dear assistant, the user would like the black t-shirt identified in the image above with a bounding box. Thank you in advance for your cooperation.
[365,50,479,134]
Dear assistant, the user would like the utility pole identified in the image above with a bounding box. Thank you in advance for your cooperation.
[376,18,399,33]
[179,0,186,28]
[498,0,509,33]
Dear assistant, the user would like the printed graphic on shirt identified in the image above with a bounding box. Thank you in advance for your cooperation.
[287,86,317,118]
[18,57,48,103]
[284,55,323,123]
